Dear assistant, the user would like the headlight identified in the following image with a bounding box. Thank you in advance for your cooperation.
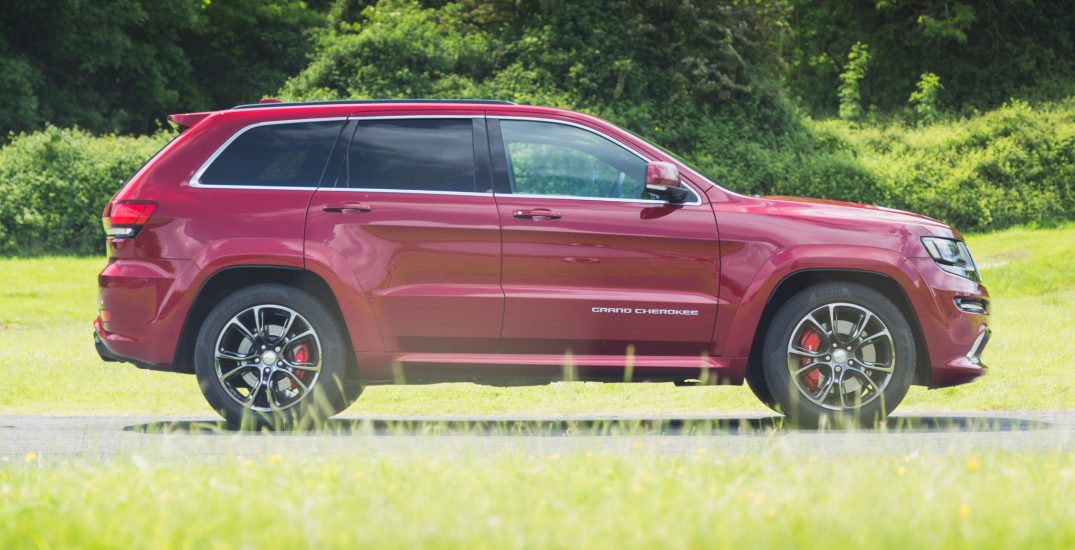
[921,237,981,282]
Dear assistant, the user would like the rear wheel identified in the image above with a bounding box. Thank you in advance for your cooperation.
[194,284,361,428]
[761,282,915,427]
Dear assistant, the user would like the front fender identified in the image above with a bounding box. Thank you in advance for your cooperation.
[714,244,907,358]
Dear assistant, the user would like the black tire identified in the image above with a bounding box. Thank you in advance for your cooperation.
[761,282,915,428]
[194,284,362,428]
[745,363,777,409]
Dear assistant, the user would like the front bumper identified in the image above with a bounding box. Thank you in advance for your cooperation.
[898,257,991,388]
[932,326,990,387]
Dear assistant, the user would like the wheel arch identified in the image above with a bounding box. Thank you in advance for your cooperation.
[172,266,354,375]
[745,269,931,389]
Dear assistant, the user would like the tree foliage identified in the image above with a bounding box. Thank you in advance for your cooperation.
[787,0,1075,116]
[838,42,871,121]
[1,0,1074,255]
[187,0,327,113]
[4,0,1073,135]
[0,1,201,135]
[282,0,795,185]
[909,72,944,125]
[0,0,322,136]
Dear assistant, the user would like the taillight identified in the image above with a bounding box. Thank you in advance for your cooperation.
[103,201,157,238]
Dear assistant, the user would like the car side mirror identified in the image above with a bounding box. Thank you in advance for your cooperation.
[644,161,689,204]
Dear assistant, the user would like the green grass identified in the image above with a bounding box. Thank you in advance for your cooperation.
[2,449,1073,548]
[1,226,1072,549]
[0,223,1072,416]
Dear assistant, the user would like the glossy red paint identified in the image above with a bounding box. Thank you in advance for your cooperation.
[306,189,503,353]
[494,193,719,356]
[94,101,989,391]
[167,111,212,129]
[353,351,745,384]
[645,161,680,187]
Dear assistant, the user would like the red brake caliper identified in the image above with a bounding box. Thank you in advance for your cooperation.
[799,329,821,391]
[291,344,310,386]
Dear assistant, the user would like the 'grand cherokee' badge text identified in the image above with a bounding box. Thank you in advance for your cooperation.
[592,307,700,316]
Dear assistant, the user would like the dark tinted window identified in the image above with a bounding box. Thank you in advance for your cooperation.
[348,119,476,192]
[199,121,343,187]
[500,120,647,199]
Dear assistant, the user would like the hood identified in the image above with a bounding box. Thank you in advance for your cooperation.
[762,195,958,238]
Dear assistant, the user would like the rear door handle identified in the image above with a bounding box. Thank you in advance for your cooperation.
[322,202,373,213]
[512,208,562,220]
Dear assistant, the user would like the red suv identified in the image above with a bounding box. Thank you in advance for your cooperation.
[94,99,990,427]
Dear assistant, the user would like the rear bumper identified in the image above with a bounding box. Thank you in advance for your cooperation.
[95,257,194,370]
[93,327,122,362]
[93,321,171,371]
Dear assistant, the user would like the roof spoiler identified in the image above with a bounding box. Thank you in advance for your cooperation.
[167,111,212,129]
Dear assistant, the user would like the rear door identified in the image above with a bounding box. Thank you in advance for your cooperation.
[304,114,503,353]
[490,117,720,356]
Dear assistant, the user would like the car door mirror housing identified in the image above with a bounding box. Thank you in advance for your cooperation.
[645,161,689,204]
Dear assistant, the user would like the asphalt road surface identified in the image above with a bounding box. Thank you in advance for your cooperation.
[2,411,1072,461]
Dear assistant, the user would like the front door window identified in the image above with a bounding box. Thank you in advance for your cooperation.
[500,120,649,200]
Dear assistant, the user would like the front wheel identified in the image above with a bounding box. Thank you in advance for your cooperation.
[761,282,916,427]
[194,284,362,428]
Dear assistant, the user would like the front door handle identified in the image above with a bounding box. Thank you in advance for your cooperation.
[512,208,562,220]
[322,202,373,213]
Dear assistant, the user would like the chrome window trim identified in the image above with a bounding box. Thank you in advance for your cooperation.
[187,113,704,206]
[506,191,699,205]
[189,115,490,194]
[349,114,482,121]
[189,183,327,191]
[492,116,703,206]
[326,188,492,197]
[189,116,350,189]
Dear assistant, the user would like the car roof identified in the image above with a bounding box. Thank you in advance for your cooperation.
[231,99,516,110]
[170,100,587,130]
[181,100,593,129]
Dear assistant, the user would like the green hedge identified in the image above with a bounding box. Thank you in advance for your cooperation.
[801,98,1075,231]
[0,127,173,255]
[629,98,1075,233]
[1,98,1072,256]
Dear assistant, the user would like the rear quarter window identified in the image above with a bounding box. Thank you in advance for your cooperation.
[197,120,344,187]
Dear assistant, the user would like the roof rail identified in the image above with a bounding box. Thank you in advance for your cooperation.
[231,99,516,110]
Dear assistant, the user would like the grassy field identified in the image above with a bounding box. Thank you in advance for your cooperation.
[1,449,1072,548]
[0,225,1072,550]
[0,223,1072,416]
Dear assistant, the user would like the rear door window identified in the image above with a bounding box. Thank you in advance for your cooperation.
[347,118,478,193]
[198,120,344,187]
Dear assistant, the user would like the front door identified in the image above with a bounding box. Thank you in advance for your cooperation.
[305,114,503,352]
[490,118,720,356]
